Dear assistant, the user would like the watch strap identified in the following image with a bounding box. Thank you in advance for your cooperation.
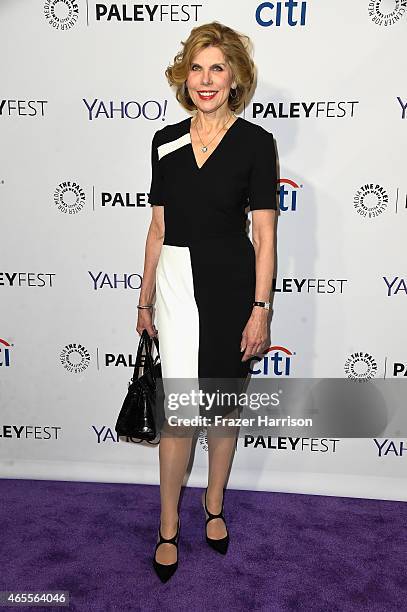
[253,301,271,310]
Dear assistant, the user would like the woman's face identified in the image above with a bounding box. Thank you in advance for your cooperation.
[186,45,236,115]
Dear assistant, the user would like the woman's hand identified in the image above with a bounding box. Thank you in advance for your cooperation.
[240,307,270,362]
[136,307,158,338]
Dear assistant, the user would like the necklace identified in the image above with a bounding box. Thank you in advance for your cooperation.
[193,113,236,153]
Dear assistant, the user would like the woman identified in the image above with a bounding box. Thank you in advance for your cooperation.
[136,21,277,582]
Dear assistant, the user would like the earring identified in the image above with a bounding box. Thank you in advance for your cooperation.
[229,87,237,99]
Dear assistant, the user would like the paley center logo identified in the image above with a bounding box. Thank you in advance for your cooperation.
[353,183,389,218]
[60,343,91,373]
[344,352,378,380]
[368,0,407,26]
[354,183,407,217]
[44,0,79,30]
[54,181,86,214]
[250,345,296,376]
[53,182,153,213]
[44,1,202,29]
[255,1,307,26]
[0,338,12,367]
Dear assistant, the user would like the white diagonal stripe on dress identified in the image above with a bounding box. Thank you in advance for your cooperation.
[157,133,191,160]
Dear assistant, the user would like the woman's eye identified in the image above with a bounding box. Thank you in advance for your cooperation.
[191,65,223,71]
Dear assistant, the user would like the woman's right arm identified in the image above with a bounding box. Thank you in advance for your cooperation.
[136,205,165,337]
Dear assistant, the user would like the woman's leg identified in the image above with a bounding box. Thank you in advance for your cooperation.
[205,417,238,540]
[155,427,194,564]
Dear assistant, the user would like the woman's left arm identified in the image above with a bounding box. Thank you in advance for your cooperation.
[241,209,276,361]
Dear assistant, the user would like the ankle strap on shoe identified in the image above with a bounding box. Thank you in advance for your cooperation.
[158,531,178,545]
[204,489,225,523]
[205,511,225,524]
[158,520,179,546]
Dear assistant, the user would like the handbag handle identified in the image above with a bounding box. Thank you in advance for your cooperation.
[132,329,160,383]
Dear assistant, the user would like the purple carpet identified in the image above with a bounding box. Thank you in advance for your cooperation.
[1,478,406,611]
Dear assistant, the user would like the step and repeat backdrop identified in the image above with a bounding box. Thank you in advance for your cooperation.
[1,1,406,501]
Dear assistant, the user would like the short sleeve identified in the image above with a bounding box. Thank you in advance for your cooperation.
[148,130,165,206]
[248,129,277,211]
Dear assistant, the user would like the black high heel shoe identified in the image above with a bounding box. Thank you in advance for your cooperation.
[152,518,180,583]
[202,488,229,555]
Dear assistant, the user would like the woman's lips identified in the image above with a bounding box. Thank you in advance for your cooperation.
[196,91,218,101]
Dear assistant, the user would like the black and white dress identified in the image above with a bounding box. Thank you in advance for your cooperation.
[148,116,277,417]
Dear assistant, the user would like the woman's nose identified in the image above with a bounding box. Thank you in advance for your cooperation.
[201,72,212,85]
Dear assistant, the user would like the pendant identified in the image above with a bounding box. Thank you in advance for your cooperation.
[201,146,208,153]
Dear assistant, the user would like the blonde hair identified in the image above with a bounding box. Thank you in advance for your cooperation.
[165,21,256,113]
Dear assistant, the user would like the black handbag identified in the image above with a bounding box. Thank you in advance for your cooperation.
[115,329,164,441]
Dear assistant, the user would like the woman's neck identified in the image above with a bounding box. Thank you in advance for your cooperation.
[192,109,235,134]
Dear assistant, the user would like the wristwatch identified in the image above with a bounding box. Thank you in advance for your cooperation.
[253,301,271,310]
